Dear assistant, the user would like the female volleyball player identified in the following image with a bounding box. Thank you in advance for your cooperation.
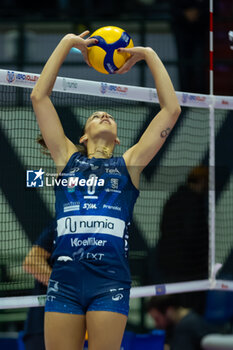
[31,31,181,350]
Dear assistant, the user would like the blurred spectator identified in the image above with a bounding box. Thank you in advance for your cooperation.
[153,166,209,313]
[169,0,209,93]
[22,220,55,350]
[156,166,209,282]
[147,294,220,350]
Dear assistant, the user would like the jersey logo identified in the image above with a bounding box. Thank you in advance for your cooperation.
[112,293,124,301]
[64,202,80,212]
[57,256,73,262]
[110,178,119,189]
[57,215,125,238]
[105,167,121,175]
[47,280,59,294]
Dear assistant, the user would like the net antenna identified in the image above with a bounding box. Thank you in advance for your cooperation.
[208,0,216,285]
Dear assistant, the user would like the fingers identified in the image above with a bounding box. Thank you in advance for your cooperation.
[80,48,92,67]
[87,38,98,46]
[78,31,98,47]
[116,46,146,73]
[117,47,134,54]
[79,30,90,38]
[115,48,133,73]
[118,46,147,59]
[116,60,134,74]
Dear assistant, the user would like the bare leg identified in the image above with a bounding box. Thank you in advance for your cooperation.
[44,312,86,350]
[86,311,127,350]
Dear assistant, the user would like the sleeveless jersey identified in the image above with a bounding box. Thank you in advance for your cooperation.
[52,152,139,285]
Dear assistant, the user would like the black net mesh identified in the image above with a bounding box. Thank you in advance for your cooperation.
[2,83,230,299]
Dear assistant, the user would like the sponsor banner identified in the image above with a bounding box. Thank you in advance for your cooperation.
[214,98,233,110]
[5,70,39,87]
[1,69,233,109]
[0,69,158,104]
[57,215,125,238]
[61,78,78,92]
[180,92,210,108]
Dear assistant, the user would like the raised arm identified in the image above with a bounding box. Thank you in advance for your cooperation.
[117,47,181,187]
[30,32,97,170]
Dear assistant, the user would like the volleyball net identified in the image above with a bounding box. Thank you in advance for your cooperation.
[0,69,233,309]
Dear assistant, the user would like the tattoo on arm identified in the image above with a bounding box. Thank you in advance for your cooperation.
[160,128,171,138]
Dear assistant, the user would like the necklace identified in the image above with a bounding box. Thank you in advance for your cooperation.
[88,146,113,158]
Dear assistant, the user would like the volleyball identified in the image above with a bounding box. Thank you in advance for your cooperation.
[87,26,134,74]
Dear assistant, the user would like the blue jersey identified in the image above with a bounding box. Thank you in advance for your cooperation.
[52,152,139,285]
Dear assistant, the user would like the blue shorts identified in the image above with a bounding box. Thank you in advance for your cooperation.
[45,263,130,316]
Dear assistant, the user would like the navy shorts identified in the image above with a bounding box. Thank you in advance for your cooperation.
[45,263,130,316]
